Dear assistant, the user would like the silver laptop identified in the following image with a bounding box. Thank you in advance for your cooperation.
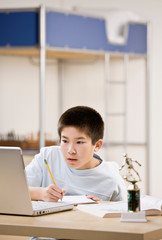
[0,146,74,216]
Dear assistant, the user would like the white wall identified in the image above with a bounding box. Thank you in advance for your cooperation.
[0,56,60,140]
[0,0,162,198]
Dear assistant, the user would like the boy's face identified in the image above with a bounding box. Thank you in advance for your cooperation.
[60,126,102,170]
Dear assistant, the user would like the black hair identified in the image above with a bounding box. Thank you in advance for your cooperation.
[58,106,104,145]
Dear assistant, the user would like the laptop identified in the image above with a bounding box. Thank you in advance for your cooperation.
[0,146,74,216]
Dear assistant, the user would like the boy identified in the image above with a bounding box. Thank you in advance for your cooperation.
[25,106,126,202]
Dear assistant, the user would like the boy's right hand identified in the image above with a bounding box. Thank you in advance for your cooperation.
[41,184,66,202]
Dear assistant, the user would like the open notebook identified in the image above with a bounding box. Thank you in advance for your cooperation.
[0,146,74,216]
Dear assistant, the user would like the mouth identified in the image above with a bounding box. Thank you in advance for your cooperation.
[67,158,77,163]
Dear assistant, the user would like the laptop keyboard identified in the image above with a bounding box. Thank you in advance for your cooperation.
[32,201,64,210]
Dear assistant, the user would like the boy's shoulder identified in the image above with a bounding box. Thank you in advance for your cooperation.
[40,145,61,155]
[103,160,119,171]
[94,153,119,170]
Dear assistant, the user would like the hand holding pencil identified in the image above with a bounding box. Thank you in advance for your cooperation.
[44,159,66,202]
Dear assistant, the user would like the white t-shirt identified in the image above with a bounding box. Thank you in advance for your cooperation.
[25,146,127,201]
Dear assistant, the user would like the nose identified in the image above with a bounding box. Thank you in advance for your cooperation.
[68,144,76,154]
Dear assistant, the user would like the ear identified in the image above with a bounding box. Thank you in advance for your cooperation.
[94,139,103,152]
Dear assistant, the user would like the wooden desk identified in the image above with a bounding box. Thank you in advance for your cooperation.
[0,208,162,240]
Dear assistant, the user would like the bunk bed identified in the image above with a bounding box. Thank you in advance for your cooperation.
[0,7,147,53]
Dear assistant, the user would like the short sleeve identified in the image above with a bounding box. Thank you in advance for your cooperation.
[25,150,44,187]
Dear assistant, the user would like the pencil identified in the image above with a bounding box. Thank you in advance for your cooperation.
[44,159,56,185]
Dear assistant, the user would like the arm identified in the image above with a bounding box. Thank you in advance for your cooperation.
[135,160,142,167]
[29,185,66,202]
[110,162,127,201]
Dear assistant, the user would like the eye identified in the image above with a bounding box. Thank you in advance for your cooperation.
[61,139,68,143]
[77,141,84,144]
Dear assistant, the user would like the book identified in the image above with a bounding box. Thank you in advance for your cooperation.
[77,201,126,217]
[141,195,162,215]
[60,195,95,205]
[76,195,162,218]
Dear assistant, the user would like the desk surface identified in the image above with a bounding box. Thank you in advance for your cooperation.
[0,208,162,240]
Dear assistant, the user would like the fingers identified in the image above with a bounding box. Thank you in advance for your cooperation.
[86,195,101,201]
[42,184,66,202]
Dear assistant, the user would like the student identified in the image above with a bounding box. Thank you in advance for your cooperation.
[25,106,127,202]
